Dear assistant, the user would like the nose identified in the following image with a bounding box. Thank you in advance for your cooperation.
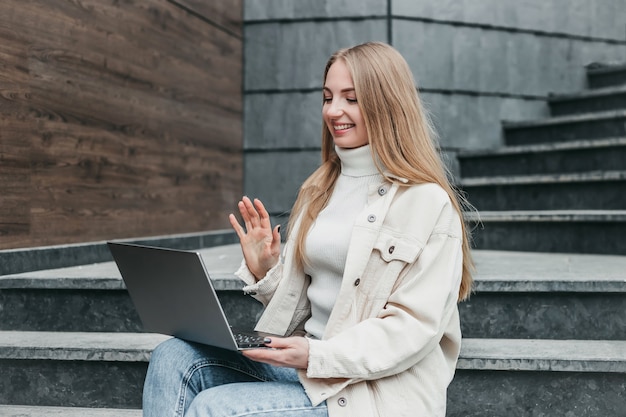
[325,98,343,117]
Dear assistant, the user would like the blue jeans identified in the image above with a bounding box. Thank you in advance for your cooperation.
[143,337,329,417]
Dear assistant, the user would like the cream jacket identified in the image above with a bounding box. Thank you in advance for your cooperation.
[236,179,464,417]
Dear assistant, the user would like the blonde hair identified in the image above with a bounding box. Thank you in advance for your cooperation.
[288,42,474,301]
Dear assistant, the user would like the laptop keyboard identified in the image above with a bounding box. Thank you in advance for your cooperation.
[234,331,266,348]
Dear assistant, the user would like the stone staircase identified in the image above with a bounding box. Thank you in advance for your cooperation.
[1,63,626,416]
[451,62,626,416]
[459,63,626,256]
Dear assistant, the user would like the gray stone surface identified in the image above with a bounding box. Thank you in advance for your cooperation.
[422,92,547,150]
[393,20,626,98]
[392,0,626,41]
[459,138,626,177]
[244,150,321,214]
[6,244,626,293]
[0,405,141,417]
[244,92,323,150]
[459,338,626,372]
[504,109,626,145]
[460,292,626,340]
[244,20,387,91]
[0,359,146,408]
[461,173,626,210]
[244,0,387,20]
[588,63,626,89]
[468,211,626,255]
[549,85,626,116]
[0,230,237,276]
[0,244,246,290]
[448,369,626,417]
[471,249,626,292]
[0,332,169,361]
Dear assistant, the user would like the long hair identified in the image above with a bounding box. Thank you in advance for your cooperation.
[288,42,474,301]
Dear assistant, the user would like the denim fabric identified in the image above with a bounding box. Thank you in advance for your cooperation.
[143,337,328,417]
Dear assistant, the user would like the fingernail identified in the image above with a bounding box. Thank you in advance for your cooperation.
[277,225,281,233]
[263,337,272,344]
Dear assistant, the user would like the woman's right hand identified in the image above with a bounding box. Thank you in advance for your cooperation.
[229,196,281,281]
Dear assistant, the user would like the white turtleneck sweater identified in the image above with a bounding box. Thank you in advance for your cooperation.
[303,145,383,339]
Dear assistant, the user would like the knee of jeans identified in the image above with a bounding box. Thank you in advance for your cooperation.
[149,337,205,373]
[185,385,233,417]
[150,337,184,363]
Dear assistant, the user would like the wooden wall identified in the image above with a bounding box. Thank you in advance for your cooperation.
[0,0,243,249]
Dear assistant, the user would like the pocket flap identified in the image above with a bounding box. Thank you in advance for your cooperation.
[374,234,422,263]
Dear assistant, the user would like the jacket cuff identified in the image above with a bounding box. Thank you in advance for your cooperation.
[238,259,282,298]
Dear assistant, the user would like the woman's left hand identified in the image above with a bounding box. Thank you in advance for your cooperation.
[242,336,310,369]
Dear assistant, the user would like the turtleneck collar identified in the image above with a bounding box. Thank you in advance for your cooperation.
[335,145,380,177]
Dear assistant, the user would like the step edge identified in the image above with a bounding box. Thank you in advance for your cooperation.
[503,109,626,129]
[464,210,626,222]
[458,137,626,158]
[0,332,170,361]
[459,339,626,373]
[0,405,141,417]
[548,84,626,102]
[460,170,626,186]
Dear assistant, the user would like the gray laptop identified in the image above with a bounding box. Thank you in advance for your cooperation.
[107,242,267,351]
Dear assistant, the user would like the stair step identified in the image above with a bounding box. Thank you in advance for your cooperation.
[0,405,142,416]
[466,210,626,255]
[0,332,169,408]
[462,250,626,340]
[548,85,626,116]
[459,338,626,372]
[458,137,626,177]
[0,230,238,276]
[3,244,625,340]
[461,171,626,211]
[503,110,626,146]
[449,339,626,416]
[0,244,262,332]
[1,332,623,413]
[587,62,626,89]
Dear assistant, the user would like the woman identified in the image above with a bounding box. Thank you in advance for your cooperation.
[143,41,474,417]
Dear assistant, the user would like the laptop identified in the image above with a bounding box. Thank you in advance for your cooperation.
[107,242,269,351]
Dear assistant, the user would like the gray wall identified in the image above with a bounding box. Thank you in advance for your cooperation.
[243,0,626,219]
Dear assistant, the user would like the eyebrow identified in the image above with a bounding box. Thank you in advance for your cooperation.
[322,87,355,94]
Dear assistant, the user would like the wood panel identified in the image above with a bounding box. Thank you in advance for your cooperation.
[175,0,243,37]
[0,0,242,249]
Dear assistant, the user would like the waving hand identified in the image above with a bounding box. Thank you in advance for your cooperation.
[229,196,281,281]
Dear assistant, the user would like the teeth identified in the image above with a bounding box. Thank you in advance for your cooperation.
[334,124,354,131]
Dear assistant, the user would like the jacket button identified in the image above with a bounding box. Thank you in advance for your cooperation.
[388,246,395,254]
[378,187,386,196]
[354,278,360,286]
[367,214,376,223]
[338,397,347,407]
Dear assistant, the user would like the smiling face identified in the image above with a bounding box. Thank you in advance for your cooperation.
[322,60,369,149]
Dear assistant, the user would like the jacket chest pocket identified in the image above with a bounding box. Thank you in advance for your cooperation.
[358,233,423,301]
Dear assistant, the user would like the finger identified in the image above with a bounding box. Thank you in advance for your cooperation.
[271,224,281,252]
[241,348,281,366]
[237,200,253,231]
[253,198,272,229]
[228,213,245,238]
[242,196,261,227]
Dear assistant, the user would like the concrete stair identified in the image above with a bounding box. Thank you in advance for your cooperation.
[1,243,625,415]
[587,62,626,89]
[460,62,626,256]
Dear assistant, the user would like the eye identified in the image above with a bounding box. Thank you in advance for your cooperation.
[322,97,332,104]
[347,98,358,104]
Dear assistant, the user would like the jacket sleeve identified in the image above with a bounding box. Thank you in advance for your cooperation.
[302,227,463,393]
[235,259,283,306]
